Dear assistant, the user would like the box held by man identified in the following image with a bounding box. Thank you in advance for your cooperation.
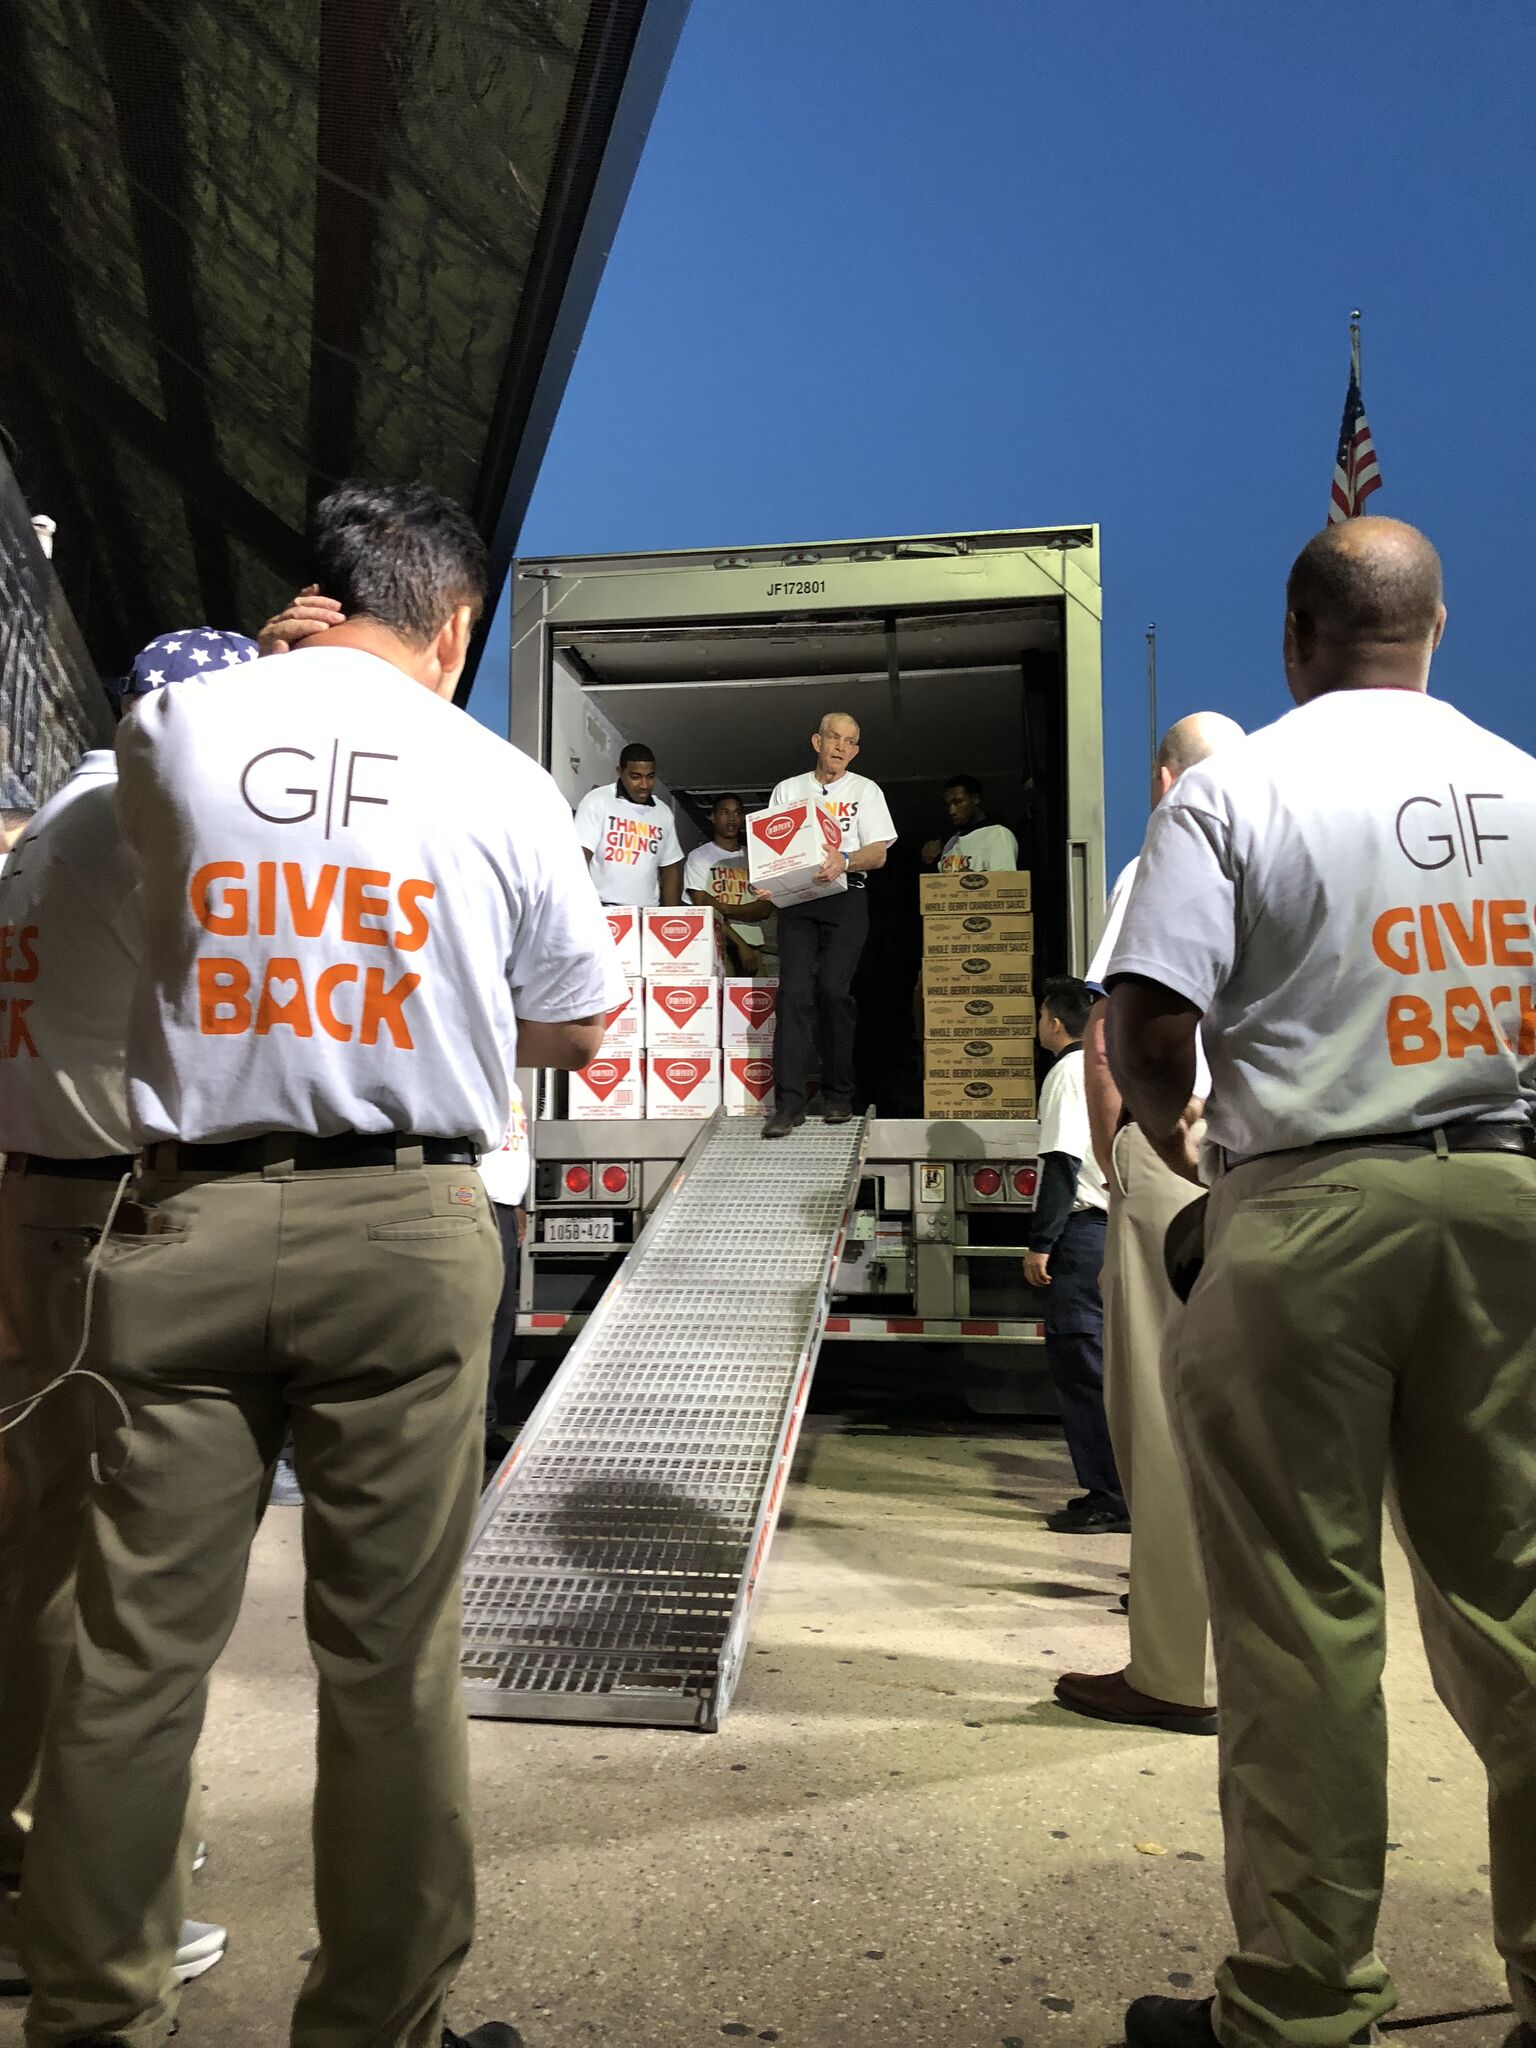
[745,799,848,908]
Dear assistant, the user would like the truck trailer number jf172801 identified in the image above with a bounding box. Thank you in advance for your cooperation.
[763,580,827,598]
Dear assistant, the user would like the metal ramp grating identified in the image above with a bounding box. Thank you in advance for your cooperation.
[460,1111,869,1729]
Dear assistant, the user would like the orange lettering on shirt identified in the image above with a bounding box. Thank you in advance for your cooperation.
[315,963,357,1043]
[1519,987,1536,1058]
[1444,986,1499,1059]
[1438,902,1487,968]
[1371,907,1418,974]
[394,878,436,953]
[2,998,38,1058]
[1489,901,1534,967]
[254,957,314,1038]
[190,863,247,937]
[257,861,278,937]
[359,968,419,1049]
[340,869,390,946]
[1417,905,1447,973]
[198,956,251,1034]
[284,864,340,939]
[15,926,38,982]
[1385,994,1441,1067]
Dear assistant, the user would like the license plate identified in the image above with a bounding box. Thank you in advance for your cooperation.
[541,1215,615,1245]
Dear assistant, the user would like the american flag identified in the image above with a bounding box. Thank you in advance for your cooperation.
[1328,327,1382,523]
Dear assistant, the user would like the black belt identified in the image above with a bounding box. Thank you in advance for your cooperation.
[1366,1122,1534,1158]
[148,1133,478,1175]
[7,1152,136,1181]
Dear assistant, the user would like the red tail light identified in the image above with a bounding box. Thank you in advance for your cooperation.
[1012,1166,1038,1198]
[600,1165,630,1195]
[563,1166,592,1195]
[971,1166,1003,1197]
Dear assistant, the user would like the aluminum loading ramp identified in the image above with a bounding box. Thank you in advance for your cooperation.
[461,1111,870,1731]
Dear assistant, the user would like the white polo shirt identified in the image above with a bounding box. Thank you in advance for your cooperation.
[0,752,139,1157]
[1106,689,1536,1159]
[477,1083,529,1207]
[116,646,624,1151]
[574,786,683,906]
[1090,856,1212,1101]
[768,771,897,855]
[939,822,1018,871]
[1036,1046,1110,1212]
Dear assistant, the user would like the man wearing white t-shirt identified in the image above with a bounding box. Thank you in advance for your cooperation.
[1055,711,1242,1738]
[684,792,774,972]
[921,774,1019,871]
[573,743,684,907]
[762,711,896,1137]
[22,484,617,2048]
[1109,520,1536,2048]
[479,1083,530,1466]
[0,635,256,2003]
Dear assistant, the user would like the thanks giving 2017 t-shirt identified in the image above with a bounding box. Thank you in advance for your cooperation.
[115,647,624,1151]
[939,823,1018,871]
[574,785,683,906]
[767,771,897,857]
[0,751,140,1156]
[1106,690,1536,1160]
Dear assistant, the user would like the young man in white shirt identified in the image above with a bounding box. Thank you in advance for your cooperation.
[21,483,618,2048]
[762,711,896,1137]
[1107,519,1536,2048]
[574,743,684,907]
[684,791,774,972]
[922,774,1019,872]
[0,635,256,2002]
[1021,977,1123,1534]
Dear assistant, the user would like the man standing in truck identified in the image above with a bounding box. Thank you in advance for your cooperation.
[575,743,685,907]
[762,712,896,1138]
[685,791,774,972]
[921,774,1019,871]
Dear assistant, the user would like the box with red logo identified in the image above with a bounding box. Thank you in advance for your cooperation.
[602,975,645,1050]
[604,907,644,976]
[569,1054,645,1120]
[723,1053,776,1117]
[644,977,721,1050]
[721,977,778,1048]
[642,906,726,978]
[745,799,848,908]
[645,1051,721,1120]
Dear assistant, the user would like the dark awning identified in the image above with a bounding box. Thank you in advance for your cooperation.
[0,0,686,686]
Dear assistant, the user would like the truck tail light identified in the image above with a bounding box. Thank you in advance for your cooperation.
[563,1166,592,1196]
[599,1163,633,1197]
[1011,1165,1038,1200]
[970,1166,1003,1199]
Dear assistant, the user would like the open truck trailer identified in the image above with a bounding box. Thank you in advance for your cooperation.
[509,523,1108,1359]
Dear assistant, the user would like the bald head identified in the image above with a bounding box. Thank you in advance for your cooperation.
[1284,517,1446,703]
[1156,712,1245,781]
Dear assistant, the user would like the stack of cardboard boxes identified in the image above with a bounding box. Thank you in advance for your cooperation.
[919,870,1037,1118]
[570,906,779,1120]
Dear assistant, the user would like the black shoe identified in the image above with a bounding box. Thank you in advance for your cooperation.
[1046,1501,1131,1534]
[821,1101,853,1125]
[1125,1998,1219,2048]
[762,1113,805,1139]
[443,2025,526,2047]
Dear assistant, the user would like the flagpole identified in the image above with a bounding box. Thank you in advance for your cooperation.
[1146,622,1158,788]
[1350,307,1361,383]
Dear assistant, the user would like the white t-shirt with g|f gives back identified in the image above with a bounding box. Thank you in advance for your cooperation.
[0,751,139,1157]
[1106,689,1536,1161]
[116,646,626,1152]
[574,785,683,905]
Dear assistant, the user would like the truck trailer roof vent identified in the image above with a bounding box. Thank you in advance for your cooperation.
[714,554,754,570]
[894,539,967,559]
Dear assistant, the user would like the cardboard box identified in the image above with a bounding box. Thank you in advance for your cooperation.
[922,912,1035,959]
[642,906,726,978]
[920,869,1033,916]
[923,1073,1038,1119]
[644,976,721,1051]
[602,975,645,1050]
[604,907,643,976]
[923,1038,1037,1081]
[646,1052,722,1120]
[923,990,1036,1039]
[569,1054,644,1120]
[745,799,848,908]
[723,1053,776,1117]
[722,977,779,1046]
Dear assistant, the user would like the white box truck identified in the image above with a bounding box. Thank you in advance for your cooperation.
[510,524,1106,1363]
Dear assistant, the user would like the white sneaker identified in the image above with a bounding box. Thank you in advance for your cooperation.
[173,1918,227,1982]
[0,1918,226,1992]
[192,1839,208,1873]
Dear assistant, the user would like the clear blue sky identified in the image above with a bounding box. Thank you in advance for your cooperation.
[469,1,1536,876]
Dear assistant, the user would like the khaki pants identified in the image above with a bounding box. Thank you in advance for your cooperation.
[21,1150,501,2048]
[0,1166,120,1952]
[1170,1139,1536,2047]
[1102,1124,1215,1709]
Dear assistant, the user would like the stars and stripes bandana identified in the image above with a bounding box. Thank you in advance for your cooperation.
[123,627,260,696]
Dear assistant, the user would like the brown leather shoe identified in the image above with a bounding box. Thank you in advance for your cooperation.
[1054,1666,1216,1734]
